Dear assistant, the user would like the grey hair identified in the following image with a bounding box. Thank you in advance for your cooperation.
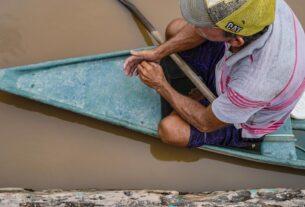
[224,26,269,46]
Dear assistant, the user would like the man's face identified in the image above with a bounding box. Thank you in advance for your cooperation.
[195,26,229,42]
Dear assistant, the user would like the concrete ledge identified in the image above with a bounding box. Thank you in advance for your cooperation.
[0,188,304,206]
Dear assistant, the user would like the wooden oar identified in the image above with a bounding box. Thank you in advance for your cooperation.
[118,0,216,103]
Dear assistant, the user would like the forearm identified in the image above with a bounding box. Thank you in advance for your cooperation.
[137,61,227,132]
[155,24,206,58]
[157,81,209,132]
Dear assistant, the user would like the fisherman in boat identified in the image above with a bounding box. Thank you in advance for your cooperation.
[123,0,305,148]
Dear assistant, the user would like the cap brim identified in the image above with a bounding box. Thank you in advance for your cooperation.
[180,0,215,27]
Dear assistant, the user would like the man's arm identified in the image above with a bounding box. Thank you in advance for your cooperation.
[137,61,228,132]
[124,23,206,76]
[158,82,227,132]
[154,23,206,57]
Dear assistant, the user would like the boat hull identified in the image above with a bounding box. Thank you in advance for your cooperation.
[0,48,304,169]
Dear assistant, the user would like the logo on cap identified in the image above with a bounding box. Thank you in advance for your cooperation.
[225,22,243,33]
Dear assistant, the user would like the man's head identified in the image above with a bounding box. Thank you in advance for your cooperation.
[180,0,275,47]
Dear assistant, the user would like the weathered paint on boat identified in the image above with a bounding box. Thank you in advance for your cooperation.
[0,48,304,169]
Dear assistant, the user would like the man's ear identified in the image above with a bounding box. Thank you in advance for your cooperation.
[227,35,245,48]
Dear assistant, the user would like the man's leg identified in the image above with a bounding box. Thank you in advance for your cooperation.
[165,18,188,40]
[158,112,191,147]
[158,111,262,148]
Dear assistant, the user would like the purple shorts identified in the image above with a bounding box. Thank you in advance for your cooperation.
[179,41,264,148]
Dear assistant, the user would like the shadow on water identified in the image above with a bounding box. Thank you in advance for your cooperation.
[0,91,305,176]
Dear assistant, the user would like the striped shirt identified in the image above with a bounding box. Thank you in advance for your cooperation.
[212,0,305,138]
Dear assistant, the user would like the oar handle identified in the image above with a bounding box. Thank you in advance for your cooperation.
[118,0,216,102]
[118,0,155,33]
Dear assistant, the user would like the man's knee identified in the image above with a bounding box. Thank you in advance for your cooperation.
[165,18,188,40]
[158,117,173,144]
[158,114,190,147]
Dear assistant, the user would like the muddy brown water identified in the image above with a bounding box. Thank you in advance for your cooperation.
[0,0,304,192]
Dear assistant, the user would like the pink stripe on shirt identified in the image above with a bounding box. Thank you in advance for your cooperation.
[266,78,305,111]
[227,87,269,108]
[241,121,284,134]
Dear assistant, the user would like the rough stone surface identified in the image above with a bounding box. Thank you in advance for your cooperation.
[0,188,304,207]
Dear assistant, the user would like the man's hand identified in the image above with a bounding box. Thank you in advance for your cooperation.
[123,49,162,77]
[137,61,167,92]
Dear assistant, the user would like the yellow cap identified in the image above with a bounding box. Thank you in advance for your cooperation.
[214,0,275,36]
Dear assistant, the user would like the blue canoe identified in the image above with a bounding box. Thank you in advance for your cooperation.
[0,47,305,169]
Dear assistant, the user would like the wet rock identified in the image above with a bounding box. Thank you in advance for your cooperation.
[0,188,304,207]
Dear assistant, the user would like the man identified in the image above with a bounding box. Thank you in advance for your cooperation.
[123,0,305,148]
